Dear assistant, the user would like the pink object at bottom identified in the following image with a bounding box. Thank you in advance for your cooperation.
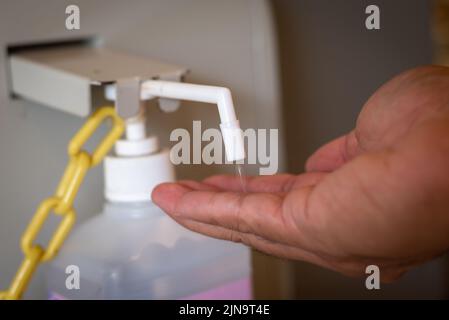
[180,277,252,300]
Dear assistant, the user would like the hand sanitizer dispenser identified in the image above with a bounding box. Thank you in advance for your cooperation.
[6,43,252,299]
[46,113,252,299]
[46,103,251,299]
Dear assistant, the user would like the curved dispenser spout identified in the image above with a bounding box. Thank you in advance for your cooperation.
[106,80,245,162]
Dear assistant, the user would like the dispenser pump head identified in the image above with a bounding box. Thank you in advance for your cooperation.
[106,80,246,162]
[104,116,175,202]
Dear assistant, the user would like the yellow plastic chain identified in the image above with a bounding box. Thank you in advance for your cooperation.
[0,106,124,300]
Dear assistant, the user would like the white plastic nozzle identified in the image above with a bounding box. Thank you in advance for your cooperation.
[220,120,245,163]
[105,80,246,162]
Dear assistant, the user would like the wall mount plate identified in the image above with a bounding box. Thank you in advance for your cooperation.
[8,45,188,117]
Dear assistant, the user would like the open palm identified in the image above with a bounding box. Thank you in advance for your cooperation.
[152,66,449,281]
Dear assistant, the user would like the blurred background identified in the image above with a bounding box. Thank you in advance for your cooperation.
[0,0,448,299]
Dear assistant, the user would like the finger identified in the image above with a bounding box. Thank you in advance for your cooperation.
[305,131,359,172]
[204,174,295,193]
[152,182,311,246]
[204,173,326,193]
[152,182,339,271]
[177,180,221,191]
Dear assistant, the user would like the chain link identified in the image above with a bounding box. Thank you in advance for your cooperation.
[0,106,124,300]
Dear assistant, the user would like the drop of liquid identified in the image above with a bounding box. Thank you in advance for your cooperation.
[235,163,247,193]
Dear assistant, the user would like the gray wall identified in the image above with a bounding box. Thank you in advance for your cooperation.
[272,0,449,298]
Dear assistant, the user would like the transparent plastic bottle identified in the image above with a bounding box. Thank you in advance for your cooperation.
[46,200,252,299]
[46,117,252,299]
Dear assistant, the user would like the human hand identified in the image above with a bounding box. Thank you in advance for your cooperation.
[152,66,449,281]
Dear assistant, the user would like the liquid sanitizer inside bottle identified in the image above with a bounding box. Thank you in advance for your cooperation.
[46,116,252,299]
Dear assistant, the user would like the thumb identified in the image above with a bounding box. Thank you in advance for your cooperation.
[305,131,359,172]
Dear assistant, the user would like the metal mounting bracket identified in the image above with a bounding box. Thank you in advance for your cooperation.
[8,44,187,117]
